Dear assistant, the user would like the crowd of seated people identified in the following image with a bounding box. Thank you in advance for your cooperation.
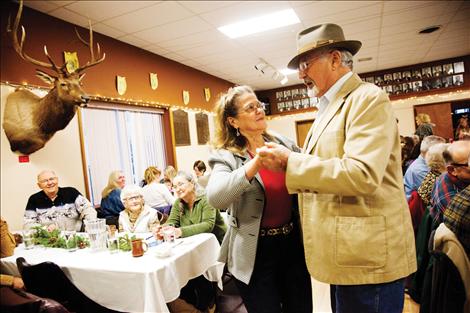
[403,136,470,312]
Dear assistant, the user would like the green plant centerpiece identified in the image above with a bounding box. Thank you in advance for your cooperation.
[118,233,136,251]
[31,226,89,249]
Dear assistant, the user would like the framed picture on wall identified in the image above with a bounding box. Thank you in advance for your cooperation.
[283,90,291,99]
[366,76,374,83]
[423,80,432,90]
[392,84,402,94]
[393,72,402,82]
[402,82,412,93]
[412,81,422,92]
[402,71,411,81]
[454,61,465,73]
[431,77,442,89]
[277,102,285,112]
[422,67,432,78]
[384,73,393,83]
[291,89,299,98]
[374,76,384,85]
[453,74,464,86]
[442,76,453,88]
[301,98,310,107]
[173,110,190,146]
[386,85,393,94]
[195,112,209,145]
[276,91,283,101]
[285,101,293,110]
[293,100,301,109]
[412,69,422,79]
[432,65,442,77]
[443,63,454,75]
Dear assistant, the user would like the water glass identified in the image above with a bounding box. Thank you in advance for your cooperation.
[23,230,34,250]
[107,236,119,254]
[162,227,175,244]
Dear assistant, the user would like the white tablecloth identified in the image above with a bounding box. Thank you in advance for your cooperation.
[1,233,223,313]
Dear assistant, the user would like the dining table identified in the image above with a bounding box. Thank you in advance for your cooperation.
[1,232,224,313]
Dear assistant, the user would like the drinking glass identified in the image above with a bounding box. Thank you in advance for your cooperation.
[23,230,35,250]
[64,231,78,252]
[162,226,175,244]
[107,233,119,254]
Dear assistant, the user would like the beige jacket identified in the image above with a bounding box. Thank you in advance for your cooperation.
[286,73,417,285]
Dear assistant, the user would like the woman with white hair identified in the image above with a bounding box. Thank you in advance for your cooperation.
[119,185,160,233]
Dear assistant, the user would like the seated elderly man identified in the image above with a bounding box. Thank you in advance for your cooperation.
[24,170,96,231]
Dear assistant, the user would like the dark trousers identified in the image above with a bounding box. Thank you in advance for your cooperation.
[331,278,405,313]
[234,228,312,313]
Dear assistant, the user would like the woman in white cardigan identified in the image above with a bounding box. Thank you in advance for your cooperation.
[119,185,160,233]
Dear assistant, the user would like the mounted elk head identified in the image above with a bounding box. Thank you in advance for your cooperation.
[2,0,105,155]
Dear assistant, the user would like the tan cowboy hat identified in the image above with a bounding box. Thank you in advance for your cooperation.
[287,23,362,69]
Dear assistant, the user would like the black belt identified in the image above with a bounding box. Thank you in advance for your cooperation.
[260,222,294,237]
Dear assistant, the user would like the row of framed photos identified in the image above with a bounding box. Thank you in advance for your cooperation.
[276,97,318,112]
[362,61,465,86]
[275,87,308,101]
[378,74,464,95]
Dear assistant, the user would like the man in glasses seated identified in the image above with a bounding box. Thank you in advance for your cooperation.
[24,170,97,231]
[431,140,470,224]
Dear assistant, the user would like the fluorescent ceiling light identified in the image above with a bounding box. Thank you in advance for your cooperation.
[280,76,288,85]
[280,68,298,76]
[218,9,300,39]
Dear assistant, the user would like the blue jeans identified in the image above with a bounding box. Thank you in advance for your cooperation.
[332,278,405,313]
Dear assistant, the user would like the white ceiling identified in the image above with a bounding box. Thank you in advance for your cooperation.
[23,0,470,90]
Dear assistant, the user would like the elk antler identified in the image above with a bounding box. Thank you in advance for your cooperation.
[10,0,62,73]
[75,21,106,73]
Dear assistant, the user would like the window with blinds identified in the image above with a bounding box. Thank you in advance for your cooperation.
[80,103,167,206]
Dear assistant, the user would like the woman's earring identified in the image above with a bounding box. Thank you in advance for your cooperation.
[236,128,240,137]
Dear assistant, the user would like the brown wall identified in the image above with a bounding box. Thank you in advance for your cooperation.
[0,1,233,111]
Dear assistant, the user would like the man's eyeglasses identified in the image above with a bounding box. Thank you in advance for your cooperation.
[123,195,141,202]
[298,52,329,73]
[38,177,57,184]
[241,101,264,114]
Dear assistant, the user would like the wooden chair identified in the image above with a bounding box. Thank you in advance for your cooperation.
[16,257,123,313]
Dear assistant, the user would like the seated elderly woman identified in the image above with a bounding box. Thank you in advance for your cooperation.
[159,171,226,244]
[161,172,225,313]
[118,185,160,233]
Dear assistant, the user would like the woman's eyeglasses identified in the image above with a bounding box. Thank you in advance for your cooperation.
[124,195,141,202]
[241,101,264,114]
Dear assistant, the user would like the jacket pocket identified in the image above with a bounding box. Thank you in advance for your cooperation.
[335,216,387,268]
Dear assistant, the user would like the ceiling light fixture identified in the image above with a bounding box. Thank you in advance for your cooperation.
[218,9,300,39]
[418,25,442,34]
[254,61,268,73]
[280,76,288,85]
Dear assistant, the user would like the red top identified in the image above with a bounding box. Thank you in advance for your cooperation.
[257,166,292,228]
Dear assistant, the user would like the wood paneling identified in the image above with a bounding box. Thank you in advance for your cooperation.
[414,103,453,140]
[296,119,314,148]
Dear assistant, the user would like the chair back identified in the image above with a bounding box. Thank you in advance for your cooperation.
[16,257,122,313]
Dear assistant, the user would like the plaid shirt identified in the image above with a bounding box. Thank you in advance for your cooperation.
[430,172,469,223]
[443,185,470,255]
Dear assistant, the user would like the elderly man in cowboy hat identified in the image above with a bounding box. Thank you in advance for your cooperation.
[258,23,417,313]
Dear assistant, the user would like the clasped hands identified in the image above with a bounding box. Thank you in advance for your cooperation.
[255,142,291,172]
